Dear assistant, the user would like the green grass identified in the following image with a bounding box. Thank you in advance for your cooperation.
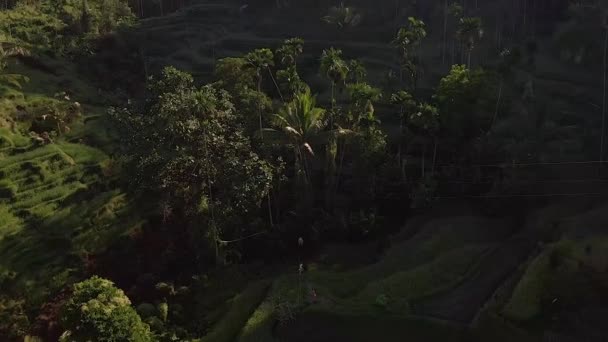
[502,236,608,322]
[502,247,552,321]
[237,296,276,342]
[304,218,503,299]
[237,220,501,341]
[351,244,489,312]
[278,309,470,342]
[201,280,271,342]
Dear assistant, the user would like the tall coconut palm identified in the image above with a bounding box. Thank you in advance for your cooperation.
[259,89,351,192]
[457,17,484,68]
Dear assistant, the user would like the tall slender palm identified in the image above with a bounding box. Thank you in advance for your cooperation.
[348,59,367,83]
[245,48,275,136]
[245,48,275,225]
[276,37,304,69]
[391,17,426,87]
[319,48,349,119]
[457,17,484,68]
[391,90,417,175]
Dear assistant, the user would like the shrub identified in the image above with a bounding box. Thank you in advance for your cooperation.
[60,276,153,342]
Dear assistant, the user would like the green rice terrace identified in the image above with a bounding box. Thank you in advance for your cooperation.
[1,0,608,341]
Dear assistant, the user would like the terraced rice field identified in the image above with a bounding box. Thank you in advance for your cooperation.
[0,139,141,302]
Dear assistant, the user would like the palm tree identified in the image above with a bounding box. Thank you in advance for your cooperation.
[259,89,351,189]
[457,17,483,68]
[319,47,349,121]
[245,48,275,136]
[323,2,362,30]
[391,90,417,173]
[408,103,440,178]
[391,17,426,87]
[348,59,367,83]
[491,48,519,132]
[276,37,304,69]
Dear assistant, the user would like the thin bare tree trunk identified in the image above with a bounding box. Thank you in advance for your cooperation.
[523,0,527,35]
[601,28,608,161]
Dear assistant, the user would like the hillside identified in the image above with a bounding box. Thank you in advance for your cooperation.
[1,0,608,341]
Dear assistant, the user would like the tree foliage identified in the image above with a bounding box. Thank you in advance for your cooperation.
[111,66,272,228]
[322,2,362,30]
[435,64,495,143]
[60,276,152,342]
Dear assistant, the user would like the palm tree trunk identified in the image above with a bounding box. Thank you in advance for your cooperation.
[267,66,284,101]
[602,28,608,162]
[330,82,335,127]
[443,0,448,66]
[467,50,472,69]
[432,138,438,176]
[451,38,455,65]
[398,113,403,166]
[522,0,527,36]
[421,143,426,178]
[491,78,503,130]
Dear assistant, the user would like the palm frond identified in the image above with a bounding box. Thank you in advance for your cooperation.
[254,128,290,143]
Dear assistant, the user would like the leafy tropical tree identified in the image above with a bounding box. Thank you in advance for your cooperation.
[60,276,152,342]
[214,56,273,135]
[457,16,484,68]
[391,17,426,87]
[111,67,272,261]
[435,64,495,161]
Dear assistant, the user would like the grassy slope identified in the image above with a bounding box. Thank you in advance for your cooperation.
[0,56,142,314]
[232,216,524,341]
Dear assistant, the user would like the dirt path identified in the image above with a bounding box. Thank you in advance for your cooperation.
[412,235,535,323]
